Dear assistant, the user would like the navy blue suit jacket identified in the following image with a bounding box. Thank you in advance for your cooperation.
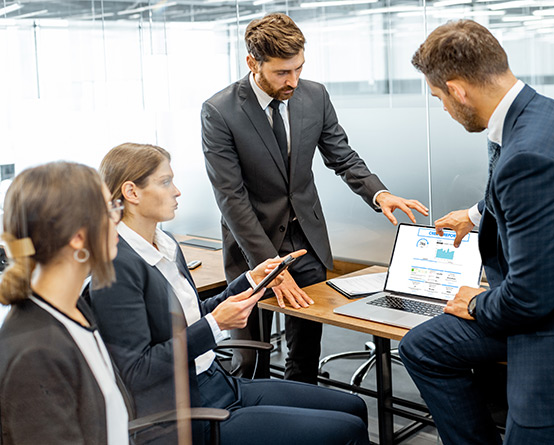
[90,236,250,420]
[475,85,554,427]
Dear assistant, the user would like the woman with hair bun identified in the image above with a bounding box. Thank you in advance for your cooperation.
[0,162,128,445]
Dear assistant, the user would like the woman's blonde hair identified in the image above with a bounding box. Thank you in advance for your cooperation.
[0,162,115,305]
[100,143,171,210]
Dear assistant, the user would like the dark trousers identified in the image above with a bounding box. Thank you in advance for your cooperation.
[230,220,326,383]
[398,313,554,445]
[199,362,370,445]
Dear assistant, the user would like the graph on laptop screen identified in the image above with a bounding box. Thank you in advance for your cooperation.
[386,225,482,301]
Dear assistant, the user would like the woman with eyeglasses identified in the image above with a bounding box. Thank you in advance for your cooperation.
[90,143,370,445]
[0,162,128,445]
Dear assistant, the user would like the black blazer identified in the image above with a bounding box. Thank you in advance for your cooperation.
[89,236,250,419]
[0,297,109,445]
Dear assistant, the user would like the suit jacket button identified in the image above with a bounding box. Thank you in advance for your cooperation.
[279,225,286,232]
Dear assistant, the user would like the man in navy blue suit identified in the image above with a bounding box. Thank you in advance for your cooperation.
[398,20,554,444]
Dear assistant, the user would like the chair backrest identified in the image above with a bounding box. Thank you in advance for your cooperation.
[80,282,231,444]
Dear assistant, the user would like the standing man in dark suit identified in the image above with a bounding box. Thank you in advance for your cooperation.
[201,13,428,383]
[398,20,554,444]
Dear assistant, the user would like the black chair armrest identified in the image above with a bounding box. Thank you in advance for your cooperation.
[214,339,274,379]
[215,339,274,352]
[189,408,231,422]
[128,408,230,435]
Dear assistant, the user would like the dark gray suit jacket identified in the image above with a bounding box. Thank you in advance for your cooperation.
[202,75,386,280]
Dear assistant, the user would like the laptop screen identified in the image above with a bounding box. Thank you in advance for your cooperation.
[385,224,482,302]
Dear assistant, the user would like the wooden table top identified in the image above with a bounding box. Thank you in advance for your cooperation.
[174,235,227,293]
[258,266,409,342]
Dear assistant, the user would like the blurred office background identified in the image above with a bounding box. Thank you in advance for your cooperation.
[1,0,554,268]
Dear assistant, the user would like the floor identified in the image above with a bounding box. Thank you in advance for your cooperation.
[268,317,441,445]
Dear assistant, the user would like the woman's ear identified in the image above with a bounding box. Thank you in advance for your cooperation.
[121,181,139,205]
[68,228,87,251]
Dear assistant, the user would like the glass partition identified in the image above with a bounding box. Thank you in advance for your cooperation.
[1,0,554,266]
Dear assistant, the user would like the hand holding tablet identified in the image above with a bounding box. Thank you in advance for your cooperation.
[251,249,307,295]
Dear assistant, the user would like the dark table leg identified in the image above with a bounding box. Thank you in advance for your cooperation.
[375,336,394,444]
[257,307,272,378]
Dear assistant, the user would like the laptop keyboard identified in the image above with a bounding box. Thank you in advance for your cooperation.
[367,295,444,317]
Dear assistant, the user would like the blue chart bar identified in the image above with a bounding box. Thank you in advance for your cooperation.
[436,248,455,260]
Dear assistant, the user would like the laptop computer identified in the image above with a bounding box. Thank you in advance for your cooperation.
[334,223,483,329]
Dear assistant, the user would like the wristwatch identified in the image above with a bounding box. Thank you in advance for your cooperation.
[467,296,477,319]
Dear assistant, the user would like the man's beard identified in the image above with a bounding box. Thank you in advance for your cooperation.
[257,71,296,101]
[451,99,485,133]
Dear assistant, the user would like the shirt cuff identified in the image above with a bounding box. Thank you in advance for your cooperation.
[205,313,225,343]
[245,271,257,289]
[468,203,482,227]
[373,190,390,208]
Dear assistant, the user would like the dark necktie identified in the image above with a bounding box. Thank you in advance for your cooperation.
[485,139,501,213]
[268,99,289,171]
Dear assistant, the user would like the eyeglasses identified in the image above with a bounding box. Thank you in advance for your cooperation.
[108,199,124,224]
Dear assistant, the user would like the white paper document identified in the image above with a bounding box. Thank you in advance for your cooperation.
[328,272,387,296]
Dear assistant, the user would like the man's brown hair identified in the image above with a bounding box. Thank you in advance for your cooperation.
[245,13,305,63]
[412,20,509,93]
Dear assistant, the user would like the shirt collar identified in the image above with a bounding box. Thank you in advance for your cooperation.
[487,79,524,146]
[249,72,289,111]
[117,221,177,266]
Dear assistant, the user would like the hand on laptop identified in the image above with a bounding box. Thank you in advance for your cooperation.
[435,209,474,248]
[444,286,486,320]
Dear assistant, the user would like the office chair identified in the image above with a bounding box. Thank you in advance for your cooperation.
[318,340,376,384]
[80,283,274,444]
[124,379,229,445]
[318,339,404,388]
[121,338,273,445]
[125,339,272,444]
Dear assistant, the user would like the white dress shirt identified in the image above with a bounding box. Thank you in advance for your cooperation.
[468,79,525,227]
[249,72,292,153]
[117,222,223,375]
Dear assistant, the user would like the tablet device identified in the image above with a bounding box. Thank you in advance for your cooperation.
[252,255,297,294]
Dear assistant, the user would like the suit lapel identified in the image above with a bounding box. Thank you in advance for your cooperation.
[174,243,207,320]
[288,82,304,187]
[238,75,289,182]
[176,253,195,289]
[503,84,535,144]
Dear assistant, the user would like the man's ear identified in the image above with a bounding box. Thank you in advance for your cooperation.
[121,181,139,205]
[446,80,467,104]
[246,54,260,74]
